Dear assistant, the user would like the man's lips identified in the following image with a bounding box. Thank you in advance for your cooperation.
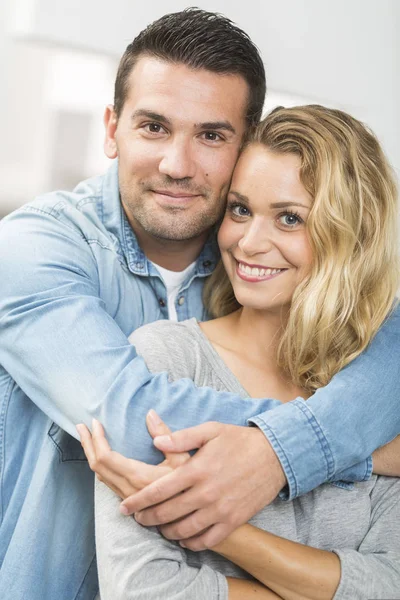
[151,189,200,199]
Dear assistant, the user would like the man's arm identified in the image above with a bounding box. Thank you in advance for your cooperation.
[1,208,399,549]
[0,208,280,458]
[249,304,400,498]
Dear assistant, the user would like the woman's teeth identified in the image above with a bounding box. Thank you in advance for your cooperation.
[238,262,283,277]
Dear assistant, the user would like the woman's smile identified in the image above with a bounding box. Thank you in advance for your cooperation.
[235,259,287,282]
[218,144,313,312]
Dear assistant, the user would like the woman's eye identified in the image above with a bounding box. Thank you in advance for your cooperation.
[229,203,250,218]
[278,212,303,228]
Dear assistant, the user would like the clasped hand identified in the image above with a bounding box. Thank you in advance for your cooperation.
[77,411,285,550]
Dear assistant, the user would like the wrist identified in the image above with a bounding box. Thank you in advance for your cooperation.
[254,427,286,493]
[212,524,250,554]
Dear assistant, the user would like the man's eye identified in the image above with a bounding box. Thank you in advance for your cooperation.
[202,131,223,142]
[144,123,165,134]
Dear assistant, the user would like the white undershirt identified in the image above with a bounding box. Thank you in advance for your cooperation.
[152,261,196,321]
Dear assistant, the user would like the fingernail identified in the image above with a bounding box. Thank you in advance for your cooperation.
[134,511,142,522]
[120,504,129,515]
[92,418,99,430]
[147,409,162,427]
[179,541,187,548]
[76,424,83,434]
[154,434,173,448]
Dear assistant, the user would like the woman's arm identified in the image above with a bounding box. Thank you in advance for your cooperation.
[212,525,340,600]
[212,475,400,600]
[81,415,282,600]
[371,434,400,476]
[96,480,285,600]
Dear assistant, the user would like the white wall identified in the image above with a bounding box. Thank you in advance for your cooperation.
[1,0,399,214]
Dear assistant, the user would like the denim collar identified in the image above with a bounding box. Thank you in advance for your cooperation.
[101,160,219,278]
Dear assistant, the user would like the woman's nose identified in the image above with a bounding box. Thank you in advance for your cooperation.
[237,221,274,256]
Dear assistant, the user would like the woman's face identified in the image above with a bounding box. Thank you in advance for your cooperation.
[218,143,313,313]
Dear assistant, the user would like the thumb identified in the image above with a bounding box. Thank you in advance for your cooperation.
[146,409,173,439]
[153,421,220,453]
[146,410,190,467]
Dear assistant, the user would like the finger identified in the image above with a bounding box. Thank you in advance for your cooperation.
[146,409,173,439]
[76,423,96,466]
[89,444,168,486]
[153,422,220,453]
[120,462,195,514]
[91,418,112,454]
[146,410,190,468]
[77,423,128,495]
[157,507,215,541]
[87,419,127,478]
[134,487,201,527]
[179,523,232,551]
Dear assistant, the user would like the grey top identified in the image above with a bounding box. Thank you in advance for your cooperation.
[95,318,400,600]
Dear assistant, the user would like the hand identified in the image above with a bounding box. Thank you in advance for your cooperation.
[76,410,190,502]
[122,422,286,551]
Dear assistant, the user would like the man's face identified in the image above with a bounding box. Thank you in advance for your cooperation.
[104,56,248,244]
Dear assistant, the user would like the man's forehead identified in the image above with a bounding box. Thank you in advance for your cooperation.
[125,56,249,126]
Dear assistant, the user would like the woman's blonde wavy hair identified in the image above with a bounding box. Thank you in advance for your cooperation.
[204,105,399,392]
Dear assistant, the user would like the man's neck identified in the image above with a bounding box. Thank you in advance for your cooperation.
[132,225,208,272]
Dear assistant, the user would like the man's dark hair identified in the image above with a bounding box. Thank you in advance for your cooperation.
[114,8,266,129]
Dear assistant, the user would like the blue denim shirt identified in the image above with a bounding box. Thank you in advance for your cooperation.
[0,160,399,600]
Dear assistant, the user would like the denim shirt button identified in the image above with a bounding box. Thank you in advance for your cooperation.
[202,260,212,268]
[135,262,143,270]
[178,296,185,306]
[159,298,166,307]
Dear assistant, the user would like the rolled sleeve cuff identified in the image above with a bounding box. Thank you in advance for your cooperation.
[248,398,334,500]
[331,455,372,485]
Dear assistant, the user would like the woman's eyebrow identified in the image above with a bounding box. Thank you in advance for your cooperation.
[228,191,250,204]
[270,201,310,209]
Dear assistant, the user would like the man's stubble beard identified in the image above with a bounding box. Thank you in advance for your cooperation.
[120,183,228,242]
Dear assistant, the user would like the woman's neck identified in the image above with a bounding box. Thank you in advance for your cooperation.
[231,307,286,365]
[203,307,286,368]
[201,307,307,402]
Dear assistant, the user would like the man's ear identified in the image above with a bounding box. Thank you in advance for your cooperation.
[104,105,118,159]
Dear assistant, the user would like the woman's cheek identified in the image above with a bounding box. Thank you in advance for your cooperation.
[218,217,240,252]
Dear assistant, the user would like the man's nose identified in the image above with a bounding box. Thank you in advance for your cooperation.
[158,137,196,180]
[237,220,274,256]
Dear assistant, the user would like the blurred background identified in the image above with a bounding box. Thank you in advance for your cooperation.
[1,0,399,217]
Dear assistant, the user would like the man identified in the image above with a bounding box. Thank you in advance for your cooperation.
[0,8,399,600]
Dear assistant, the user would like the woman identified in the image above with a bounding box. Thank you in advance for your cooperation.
[79,105,400,599]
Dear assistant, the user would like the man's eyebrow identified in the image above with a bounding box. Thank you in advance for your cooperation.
[198,121,236,135]
[130,110,172,125]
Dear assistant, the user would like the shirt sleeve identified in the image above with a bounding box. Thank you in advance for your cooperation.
[0,207,279,462]
[0,208,398,489]
[94,479,228,600]
[249,304,400,498]
[332,476,400,599]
